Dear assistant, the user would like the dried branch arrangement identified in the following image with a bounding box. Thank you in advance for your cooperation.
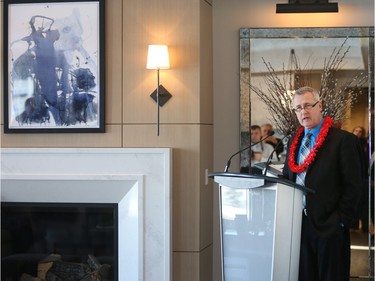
[248,38,368,135]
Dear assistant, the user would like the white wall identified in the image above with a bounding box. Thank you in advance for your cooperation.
[212,0,374,279]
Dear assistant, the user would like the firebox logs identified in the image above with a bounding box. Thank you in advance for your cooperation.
[19,254,111,281]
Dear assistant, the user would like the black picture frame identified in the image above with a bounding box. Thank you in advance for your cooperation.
[3,0,105,133]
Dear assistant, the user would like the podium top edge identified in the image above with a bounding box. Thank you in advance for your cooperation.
[208,172,315,194]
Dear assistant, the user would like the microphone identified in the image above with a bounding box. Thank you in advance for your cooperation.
[262,130,291,176]
[224,130,275,172]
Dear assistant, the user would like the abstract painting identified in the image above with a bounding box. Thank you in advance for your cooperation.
[3,0,105,133]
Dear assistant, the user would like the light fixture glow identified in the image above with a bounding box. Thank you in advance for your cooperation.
[146,45,170,70]
[146,44,172,136]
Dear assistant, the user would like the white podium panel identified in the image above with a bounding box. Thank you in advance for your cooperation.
[212,173,305,281]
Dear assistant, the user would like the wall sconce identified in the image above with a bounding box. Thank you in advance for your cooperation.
[276,0,338,13]
[146,44,172,136]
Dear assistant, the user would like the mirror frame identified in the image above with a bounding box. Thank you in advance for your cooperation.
[240,27,374,135]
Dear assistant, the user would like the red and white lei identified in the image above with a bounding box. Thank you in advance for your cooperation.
[288,116,333,173]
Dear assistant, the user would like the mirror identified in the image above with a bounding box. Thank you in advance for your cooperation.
[240,27,374,278]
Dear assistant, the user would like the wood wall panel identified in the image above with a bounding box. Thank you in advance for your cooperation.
[173,252,200,281]
[122,0,202,124]
[200,0,213,124]
[199,124,213,249]
[105,0,123,124]
[200,244,213,280]
[173,245,213,281]
[0,125,122,147]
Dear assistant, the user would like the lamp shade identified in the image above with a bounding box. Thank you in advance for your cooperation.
[146,45,170,70]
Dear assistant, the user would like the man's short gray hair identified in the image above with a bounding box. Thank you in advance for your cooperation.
[293,86,320,101]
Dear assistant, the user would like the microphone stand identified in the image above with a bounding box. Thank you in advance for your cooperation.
[263,131,291,176]
[224,131,275,172]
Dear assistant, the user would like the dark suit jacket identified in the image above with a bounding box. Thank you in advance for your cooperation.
[283,126,363,237]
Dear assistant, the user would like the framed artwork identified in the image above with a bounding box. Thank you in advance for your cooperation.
[3,0,105,133]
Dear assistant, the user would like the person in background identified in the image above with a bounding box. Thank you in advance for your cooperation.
[283,86,363,281]
[251,125,275,165]
[261,123,284,160]
[352,126,373,233]
[352,126,366,139]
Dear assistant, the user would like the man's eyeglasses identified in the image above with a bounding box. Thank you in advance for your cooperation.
[293,101,320,113]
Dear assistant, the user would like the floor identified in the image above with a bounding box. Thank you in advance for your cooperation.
[349,229,374,280]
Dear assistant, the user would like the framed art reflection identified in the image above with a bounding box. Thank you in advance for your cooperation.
[3,0,105,133]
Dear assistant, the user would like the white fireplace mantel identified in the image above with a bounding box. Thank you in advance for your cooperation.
[1,148,172,281]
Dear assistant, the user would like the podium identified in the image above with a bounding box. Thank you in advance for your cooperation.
[210,172,313,281]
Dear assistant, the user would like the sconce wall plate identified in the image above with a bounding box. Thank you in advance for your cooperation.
[150,84,172,107]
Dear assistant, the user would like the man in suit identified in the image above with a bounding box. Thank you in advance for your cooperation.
[283,86,363,281]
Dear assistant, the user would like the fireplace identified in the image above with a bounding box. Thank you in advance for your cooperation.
[1,148,172,281]
[2,202,118,281]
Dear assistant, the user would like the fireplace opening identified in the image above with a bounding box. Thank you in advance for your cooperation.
[1,202,118,281]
